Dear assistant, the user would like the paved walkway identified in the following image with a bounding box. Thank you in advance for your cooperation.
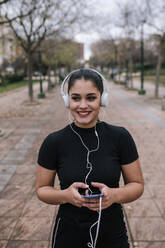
[132,78,165,97]
[0,80,165,248]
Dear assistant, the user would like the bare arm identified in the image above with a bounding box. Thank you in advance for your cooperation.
[35,165,88,207]
[114,158,144,203]
[35,165,67,205]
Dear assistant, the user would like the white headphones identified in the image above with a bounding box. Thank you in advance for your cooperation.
[60,68,109,108]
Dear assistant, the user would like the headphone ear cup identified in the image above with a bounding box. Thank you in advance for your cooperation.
[63,94,70,108]
[101,92,109,107]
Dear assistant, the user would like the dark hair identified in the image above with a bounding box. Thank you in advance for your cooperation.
[67,68,104,94]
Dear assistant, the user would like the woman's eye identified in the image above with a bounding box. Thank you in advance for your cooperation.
[71,97,80,101]
[87,96,97,101]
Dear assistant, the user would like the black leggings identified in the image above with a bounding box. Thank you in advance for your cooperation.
[51,215,130,248]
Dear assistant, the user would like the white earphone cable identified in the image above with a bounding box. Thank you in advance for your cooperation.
[69,123,102,248]
[87,196,102,248]
[69,123,99,193]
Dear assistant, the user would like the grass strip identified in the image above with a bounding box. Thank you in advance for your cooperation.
[133,75,165,86]
[0,80,39,94]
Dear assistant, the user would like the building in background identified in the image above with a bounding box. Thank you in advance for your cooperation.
[0,19,23,73]
[75,42,84,64]
[0,21,14,65]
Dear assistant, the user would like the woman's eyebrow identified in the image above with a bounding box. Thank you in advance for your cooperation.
[71,93,80,96]
[87,93,97,96]
[71,93,97,96]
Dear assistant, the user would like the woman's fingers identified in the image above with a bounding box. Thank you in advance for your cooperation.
[91,182,105,190]
[85,188,89,195]
[83,195,112,211]
[66,182,89,207]
[83,202,106,211]
[73,182,89,189]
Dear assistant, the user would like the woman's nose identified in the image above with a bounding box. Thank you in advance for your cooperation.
[79,99,88,108]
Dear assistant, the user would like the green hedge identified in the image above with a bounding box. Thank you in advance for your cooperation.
[3,74,25,84]
[133,63,155,72]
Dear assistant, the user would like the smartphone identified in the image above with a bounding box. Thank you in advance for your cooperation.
[83,193,104,199]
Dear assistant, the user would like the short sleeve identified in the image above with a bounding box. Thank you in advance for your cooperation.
[37,134,58,170]
[118,128,139,165]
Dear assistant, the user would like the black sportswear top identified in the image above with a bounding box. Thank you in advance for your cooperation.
[38,121,139,236]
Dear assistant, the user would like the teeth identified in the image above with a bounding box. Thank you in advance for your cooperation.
[79,112,89,115]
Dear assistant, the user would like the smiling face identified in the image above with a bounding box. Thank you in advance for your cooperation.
[69,78,101,128]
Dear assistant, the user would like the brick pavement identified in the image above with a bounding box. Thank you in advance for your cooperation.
[0,81,165,248]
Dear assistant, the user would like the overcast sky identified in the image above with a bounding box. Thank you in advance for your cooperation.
[74,0,157,60]
[74,0,124,60]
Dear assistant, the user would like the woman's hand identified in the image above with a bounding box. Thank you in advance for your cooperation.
[64,182,88,208]
[83,182,117,211]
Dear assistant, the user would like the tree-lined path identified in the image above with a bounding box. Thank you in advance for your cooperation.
[0,81,165,248]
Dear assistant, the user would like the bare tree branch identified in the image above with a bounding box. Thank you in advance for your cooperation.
[3,0,88,101]
[0,2,35,25]
[7,19,27,51]
[0,0,10,5]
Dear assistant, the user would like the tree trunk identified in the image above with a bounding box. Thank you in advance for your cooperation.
[27,52,33,102]
[47,64,52,91]
[125,59,129,88]
[117,59,122,84]
[129,56,134,89]
[118,70,121,84]
[155,44,162,99]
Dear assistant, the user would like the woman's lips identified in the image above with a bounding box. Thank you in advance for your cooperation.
[78,111,91,117]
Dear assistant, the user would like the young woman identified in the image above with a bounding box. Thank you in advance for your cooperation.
[36,68,144,248]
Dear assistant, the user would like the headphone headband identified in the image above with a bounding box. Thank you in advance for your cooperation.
[60,69,80,97]
[60,68,109,108]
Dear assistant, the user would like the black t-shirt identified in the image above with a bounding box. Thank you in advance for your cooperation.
[38,121,138,218]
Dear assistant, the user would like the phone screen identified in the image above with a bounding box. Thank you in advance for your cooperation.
[83,193,104,199]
